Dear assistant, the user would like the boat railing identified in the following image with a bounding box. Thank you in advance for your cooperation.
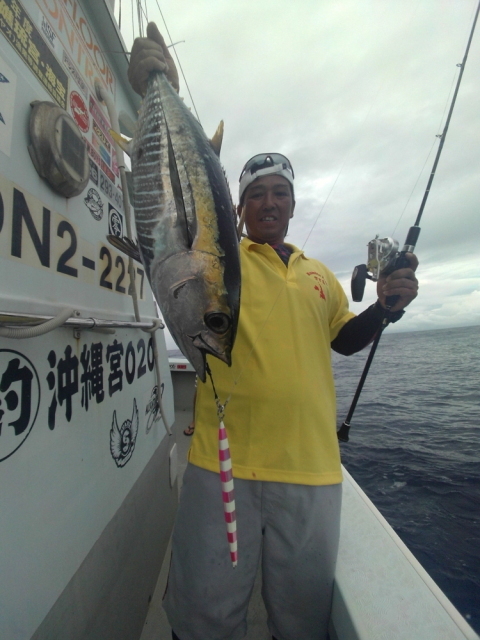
[0,309,164,337]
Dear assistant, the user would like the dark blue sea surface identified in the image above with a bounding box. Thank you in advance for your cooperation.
[335,324,480,633]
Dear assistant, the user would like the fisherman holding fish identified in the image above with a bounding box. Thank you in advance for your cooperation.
[128,24,419,640]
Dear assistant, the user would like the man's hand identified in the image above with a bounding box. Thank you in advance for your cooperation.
[376,253,419,313]
[128,22,180,96]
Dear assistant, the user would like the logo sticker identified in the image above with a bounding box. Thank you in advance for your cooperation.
[110,399,139,467]
[0,350,41,462]
[145,384,165,434]
[41,14,57,49]
[93,121,111,152]
[99,144,111,166]
[306,271,327,300]
[89,158,99,186]
[84,188,104,220]
[108,205,123,237]
[63,51,88,98]
[70,91,89,133]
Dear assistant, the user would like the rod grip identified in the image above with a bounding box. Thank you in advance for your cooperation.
[403,225,421,250]
[384,252,411,308]
[337,421,351,442]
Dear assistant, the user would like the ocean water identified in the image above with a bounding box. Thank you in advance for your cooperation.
[335,324,480,633]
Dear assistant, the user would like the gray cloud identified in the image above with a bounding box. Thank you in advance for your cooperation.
[122,0,480,336]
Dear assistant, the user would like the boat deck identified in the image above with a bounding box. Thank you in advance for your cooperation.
[139,409,271,640]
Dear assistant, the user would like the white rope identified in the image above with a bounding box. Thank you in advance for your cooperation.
[0,307,75,339]
[143,318,164,332]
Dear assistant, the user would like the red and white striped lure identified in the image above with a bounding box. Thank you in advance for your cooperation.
[219,420,237,567]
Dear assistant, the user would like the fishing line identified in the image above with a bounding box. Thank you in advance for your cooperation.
[130,1,135,40]
[411,0,480,231]
[390,138,437,239]
[338,0,480,442]
[153,0,202,123]
[391,65,461,238]
[142,0,149,25]
[301,155,350,253]
[233,2,478,425]
[136,0,144,37]
[220,4,431,398]
[191,1,432,407]
[301,0,425,254]
[123,2,462,416]
[216,136,390,396]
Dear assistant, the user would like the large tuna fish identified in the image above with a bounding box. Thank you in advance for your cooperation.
[113,72,240,382]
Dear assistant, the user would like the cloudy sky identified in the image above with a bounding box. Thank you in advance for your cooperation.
[118,0,480,340]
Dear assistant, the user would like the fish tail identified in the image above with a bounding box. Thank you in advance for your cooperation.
[219,420,238,567]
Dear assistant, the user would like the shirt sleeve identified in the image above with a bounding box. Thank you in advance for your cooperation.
[331,302,385,355]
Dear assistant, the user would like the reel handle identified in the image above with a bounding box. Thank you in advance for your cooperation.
[351,264,370,302]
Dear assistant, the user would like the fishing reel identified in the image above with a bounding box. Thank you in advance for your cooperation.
[351,225,420,303]
[351,236,399,302]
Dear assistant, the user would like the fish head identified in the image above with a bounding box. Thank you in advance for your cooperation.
[152,251,239,382]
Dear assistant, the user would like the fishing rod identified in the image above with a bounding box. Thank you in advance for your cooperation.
[337,0,480,443]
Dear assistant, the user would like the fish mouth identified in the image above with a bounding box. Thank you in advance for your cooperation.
[191,332,232,366]
[181,331,231,383]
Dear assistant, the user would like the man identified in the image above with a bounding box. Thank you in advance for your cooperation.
[129,24,419,640]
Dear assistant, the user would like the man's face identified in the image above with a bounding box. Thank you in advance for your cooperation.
[241,175,295,244]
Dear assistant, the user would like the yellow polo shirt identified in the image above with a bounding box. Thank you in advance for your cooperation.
[188,238,355,485]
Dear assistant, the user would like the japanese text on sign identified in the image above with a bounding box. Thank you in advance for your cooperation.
[0,337,157,461]
[0,0,68,109]
[46,337,155,429]
[35,0,116,98]
[0,175,145,298]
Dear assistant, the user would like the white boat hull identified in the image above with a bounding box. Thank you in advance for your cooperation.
[0,2,178,638]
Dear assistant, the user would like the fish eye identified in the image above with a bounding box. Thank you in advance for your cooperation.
[204,312,231,335]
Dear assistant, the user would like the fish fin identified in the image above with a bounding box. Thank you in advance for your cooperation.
[167,130,194,249]
[209,120,224,156]
[107,235,142,262]
[109,129,133,157]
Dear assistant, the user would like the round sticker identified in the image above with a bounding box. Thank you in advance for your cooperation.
[0,350,41,462]
[108,205,123,236]
[70,91,89,133]
[84,187,104,221]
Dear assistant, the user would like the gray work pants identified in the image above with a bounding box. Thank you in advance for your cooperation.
[164,463,342,640]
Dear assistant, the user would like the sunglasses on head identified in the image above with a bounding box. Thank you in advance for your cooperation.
[239,153,295,182]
